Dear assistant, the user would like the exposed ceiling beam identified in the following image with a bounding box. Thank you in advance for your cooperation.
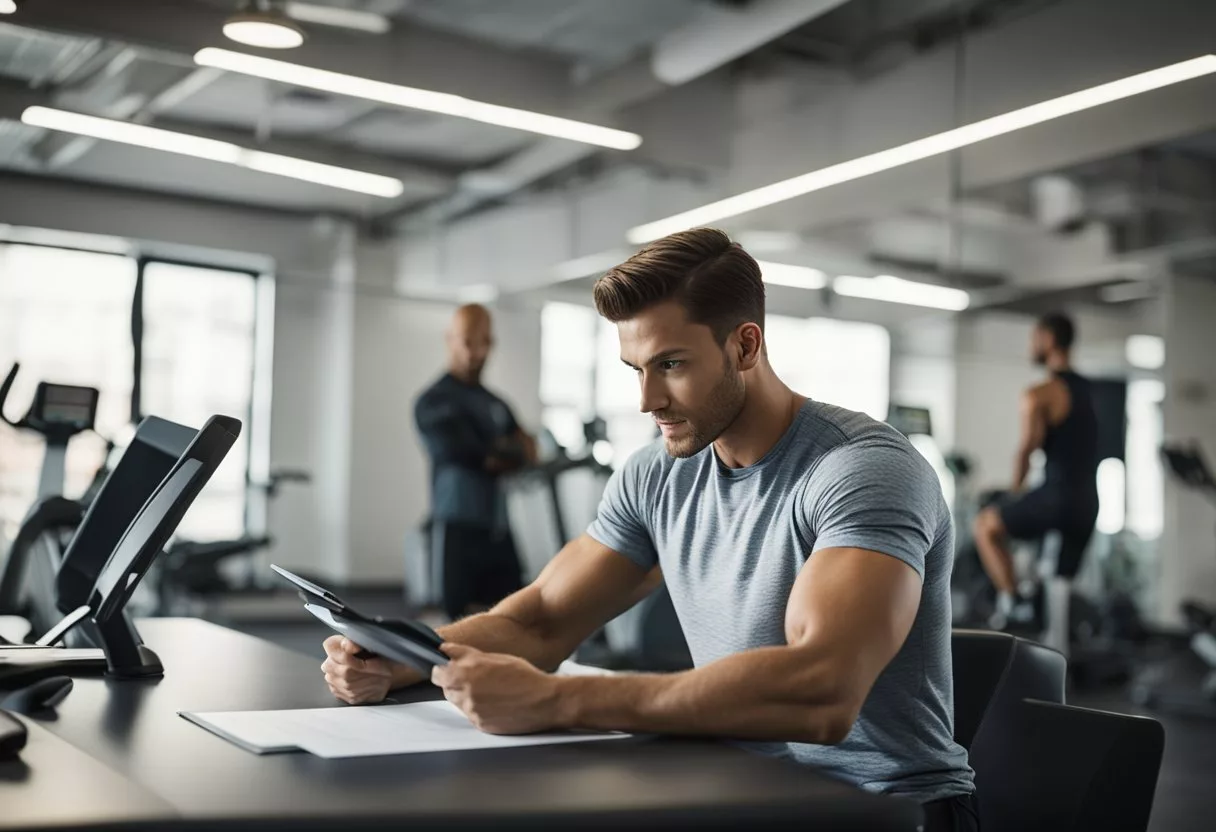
[13,0,573,114]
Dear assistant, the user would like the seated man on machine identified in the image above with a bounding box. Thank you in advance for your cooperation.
[973,312,1100,650]
[326,229,978,831]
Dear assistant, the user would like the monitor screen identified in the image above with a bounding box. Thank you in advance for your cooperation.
[90,415,241,624]
[56,416,197,613]
[887,404,933,438]
[35,382,98,430]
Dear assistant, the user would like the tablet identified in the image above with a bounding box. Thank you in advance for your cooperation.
[271,564,448,674]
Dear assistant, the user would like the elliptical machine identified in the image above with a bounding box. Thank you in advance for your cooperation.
[0,363,100,637]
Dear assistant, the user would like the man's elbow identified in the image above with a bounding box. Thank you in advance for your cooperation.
[805,704,858,745]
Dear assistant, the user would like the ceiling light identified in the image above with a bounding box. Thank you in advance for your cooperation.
[757,261,827,290]
[833,274,970,311]
[194,47,642,151]
[21,106,404,198]
[1126,335,1165,370]
[0,1,16,15]
[627,54,1216,243]
[284,1,389,33]
[223,2,305,49]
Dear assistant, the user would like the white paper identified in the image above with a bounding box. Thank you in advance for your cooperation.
[182,700,630,758]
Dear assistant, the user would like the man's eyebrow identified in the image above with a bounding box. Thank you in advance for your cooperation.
[621,349,689,370]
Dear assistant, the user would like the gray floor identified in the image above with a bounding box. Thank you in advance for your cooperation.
[222,591,1216,832]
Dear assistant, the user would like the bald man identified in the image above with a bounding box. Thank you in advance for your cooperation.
[415,305,536,620]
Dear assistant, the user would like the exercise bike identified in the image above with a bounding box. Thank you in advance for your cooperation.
[0,363,101,639]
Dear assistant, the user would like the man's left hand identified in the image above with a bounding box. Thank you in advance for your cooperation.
[431,644,567,734]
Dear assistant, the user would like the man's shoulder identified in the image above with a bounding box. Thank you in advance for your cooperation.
[799,400,906,451]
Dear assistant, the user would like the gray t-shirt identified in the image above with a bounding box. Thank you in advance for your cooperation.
[586,400,975,803]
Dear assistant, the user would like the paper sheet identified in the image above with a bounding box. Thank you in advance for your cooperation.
[182,700,630,758]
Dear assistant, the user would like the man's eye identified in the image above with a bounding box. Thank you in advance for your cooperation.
[659,360,682,371]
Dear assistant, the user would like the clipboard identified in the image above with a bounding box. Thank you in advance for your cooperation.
[270,564,448,674]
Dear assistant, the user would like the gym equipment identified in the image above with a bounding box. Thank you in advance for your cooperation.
[1129,441,1216,718]
[0,363,101,634]
[154,469,311,615]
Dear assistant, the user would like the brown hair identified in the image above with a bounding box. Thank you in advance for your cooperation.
[593,228,765,343]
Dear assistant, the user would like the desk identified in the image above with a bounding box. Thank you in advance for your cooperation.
[5,618,921,830]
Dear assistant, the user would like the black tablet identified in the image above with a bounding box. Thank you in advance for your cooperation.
[270,565,448,674]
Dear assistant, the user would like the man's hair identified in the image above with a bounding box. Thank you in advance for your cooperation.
[1037,311,1076,350]
[593,228,765,343]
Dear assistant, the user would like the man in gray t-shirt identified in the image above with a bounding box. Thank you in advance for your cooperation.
[322,228,977,832]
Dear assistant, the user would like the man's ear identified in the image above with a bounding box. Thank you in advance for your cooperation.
[735,322,764,371]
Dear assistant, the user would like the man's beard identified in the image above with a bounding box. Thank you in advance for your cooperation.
[660,361,746,459]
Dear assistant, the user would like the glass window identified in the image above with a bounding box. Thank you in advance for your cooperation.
[767,315,891,418]
[1125,378,1164,540]
[0,244,136,533]
[539,303,598,453]
[140,262,259,541]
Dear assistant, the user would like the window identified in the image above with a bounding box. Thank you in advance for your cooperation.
[1125,378,1164,540]
[767,315,891,418]
[140,262,260,541]
[0,244,136,533]
[0,235,269,546]
[539,303,599,454]
[539,305,892,468]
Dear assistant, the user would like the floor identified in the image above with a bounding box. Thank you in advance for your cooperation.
[216,590,1216,832]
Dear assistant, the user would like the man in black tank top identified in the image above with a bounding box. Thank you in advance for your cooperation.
[973,312,1101,635]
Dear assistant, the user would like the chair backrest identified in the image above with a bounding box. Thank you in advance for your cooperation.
[976,699,1164,832]
[952,629,1165,832]
[951,629,1066,750]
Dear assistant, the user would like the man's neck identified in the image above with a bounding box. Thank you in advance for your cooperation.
[713,365,801,469]
[449,367,481,386]
[1046,353,1071,373]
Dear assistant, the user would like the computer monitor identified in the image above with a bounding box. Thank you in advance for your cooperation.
[85,415,240,677]
[55,416,197,615]
[91,415,241,629]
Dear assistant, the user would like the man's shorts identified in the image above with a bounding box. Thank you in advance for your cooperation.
[997,486,1098,578]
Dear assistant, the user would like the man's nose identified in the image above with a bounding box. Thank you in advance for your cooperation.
[638,371,669,414]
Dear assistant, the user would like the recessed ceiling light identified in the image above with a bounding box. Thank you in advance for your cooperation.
[223,2,305,50]
[0,0,17,14]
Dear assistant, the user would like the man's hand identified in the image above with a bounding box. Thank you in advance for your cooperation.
[321,636,394,704]
[431,644,565,734]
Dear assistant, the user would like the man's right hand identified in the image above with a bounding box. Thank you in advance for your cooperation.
[321,636,395,704]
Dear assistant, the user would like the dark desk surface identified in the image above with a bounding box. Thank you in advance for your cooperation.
[5,618,921,830]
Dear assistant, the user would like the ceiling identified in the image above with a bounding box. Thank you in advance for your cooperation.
[0,0,1212,319]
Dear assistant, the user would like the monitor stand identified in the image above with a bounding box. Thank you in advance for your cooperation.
[93,614,163,678]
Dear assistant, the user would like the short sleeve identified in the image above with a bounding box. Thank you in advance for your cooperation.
[799,438,944,579]
[586,449,659,570]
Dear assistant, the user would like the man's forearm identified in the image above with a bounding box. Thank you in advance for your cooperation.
[1011,450,1031,491]
[554,645,855,745]
[390,594,572,688]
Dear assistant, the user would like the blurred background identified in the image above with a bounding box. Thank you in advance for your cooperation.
[0,3,1215,821]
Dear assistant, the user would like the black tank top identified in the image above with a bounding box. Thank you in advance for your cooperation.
[1041,370,1100,493]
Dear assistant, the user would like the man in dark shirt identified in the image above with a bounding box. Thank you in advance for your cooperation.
[415,304,536,620]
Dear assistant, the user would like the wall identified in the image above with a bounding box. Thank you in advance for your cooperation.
[1160,273,1216,622]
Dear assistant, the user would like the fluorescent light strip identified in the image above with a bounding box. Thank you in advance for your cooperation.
[757,261,827,290]
[627,54,1216,243]
[285,1,390,33]
[833,274,970,311]
[21,106,405,198]
[194,47,642,151]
